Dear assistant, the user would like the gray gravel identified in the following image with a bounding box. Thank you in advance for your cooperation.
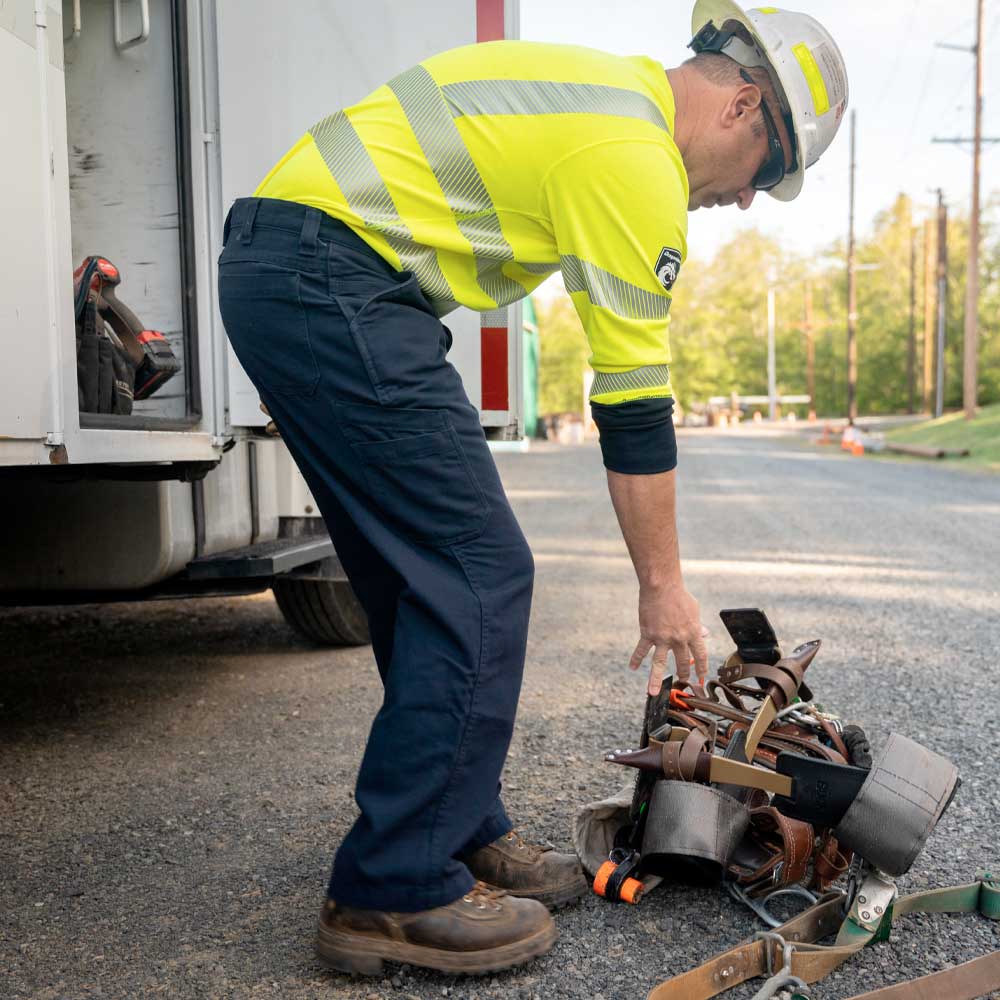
[2,427,1000,1000]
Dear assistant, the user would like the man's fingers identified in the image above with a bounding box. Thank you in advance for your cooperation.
[671,643,692,684]
[691,630,710,680]
[629,637,652,672]
[631,624,709,692]
[647,645,670,696]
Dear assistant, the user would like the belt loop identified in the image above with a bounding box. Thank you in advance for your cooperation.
[239,200,260,245]
[299,207,322,256]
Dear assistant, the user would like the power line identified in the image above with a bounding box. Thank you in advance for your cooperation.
[945,63,976,110]
[873,0,923,115]
[902,48,939,159]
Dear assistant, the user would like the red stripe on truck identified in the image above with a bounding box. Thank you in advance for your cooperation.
[481,327,509,411]
[477,0,509,415]
[476,0,505,42]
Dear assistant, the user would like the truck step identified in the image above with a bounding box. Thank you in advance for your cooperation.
[185,536,336,580]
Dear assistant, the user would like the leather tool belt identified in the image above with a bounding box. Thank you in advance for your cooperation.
[573,608,991,998]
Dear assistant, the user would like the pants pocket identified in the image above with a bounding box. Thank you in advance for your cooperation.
[218,268,320,396]
[338,273,450,407]
[337,403,490,547]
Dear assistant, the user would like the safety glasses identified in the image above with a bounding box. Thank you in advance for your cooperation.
[739,68,793,192]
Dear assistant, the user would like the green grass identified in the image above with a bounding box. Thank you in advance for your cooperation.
[884,402,1000,470]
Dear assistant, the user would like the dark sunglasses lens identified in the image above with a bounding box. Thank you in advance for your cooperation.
[754,150,785,191]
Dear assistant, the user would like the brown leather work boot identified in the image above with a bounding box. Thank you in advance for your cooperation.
[461,830,588,909]
[316,882,555,976]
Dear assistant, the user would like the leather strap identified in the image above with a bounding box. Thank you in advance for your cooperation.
[647,879,1000,1000]
[647,894,849,999]
[818,717,850,760]
[728,807,813,889]
[722,719,846,764]
[661,730,712,782]
[812,833,851,891]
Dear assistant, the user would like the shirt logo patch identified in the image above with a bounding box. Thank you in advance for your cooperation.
[655,247,682,291]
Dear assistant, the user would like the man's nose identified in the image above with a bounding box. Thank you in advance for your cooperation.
[736,187,757,211]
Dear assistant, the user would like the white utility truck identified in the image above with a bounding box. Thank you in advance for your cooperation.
[1,0,524,644]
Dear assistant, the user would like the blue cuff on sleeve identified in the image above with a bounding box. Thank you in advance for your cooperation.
[590,396,677,475]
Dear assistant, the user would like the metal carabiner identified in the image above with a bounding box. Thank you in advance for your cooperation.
[776,701,815,722]
[751,973,811,1000]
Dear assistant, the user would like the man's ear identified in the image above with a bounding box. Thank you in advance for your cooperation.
[724,83,762,128]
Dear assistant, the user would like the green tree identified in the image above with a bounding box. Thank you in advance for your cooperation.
[534,189,1000,419]
[535,292,589,414]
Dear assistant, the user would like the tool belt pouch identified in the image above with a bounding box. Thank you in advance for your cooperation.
[833,732,959,876]
[641,780,751,877]
[728,806,815,891]
[75,298,135,415]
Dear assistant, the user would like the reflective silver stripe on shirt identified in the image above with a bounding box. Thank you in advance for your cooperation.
[519,262,559,275]
[309,111,455,305]
[388,65,524,307]
[590,365,672,399]
[481,307,509,326]
[561,255,671,321]
[442,80,669,134]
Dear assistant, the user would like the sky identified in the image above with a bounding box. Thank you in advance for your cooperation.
[520,0,1000,265]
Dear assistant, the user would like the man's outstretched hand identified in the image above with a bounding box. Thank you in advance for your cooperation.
[604,466,708,695]
[629,581,709,695]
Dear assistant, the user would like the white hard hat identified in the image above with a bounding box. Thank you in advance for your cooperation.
[689,1,849,201]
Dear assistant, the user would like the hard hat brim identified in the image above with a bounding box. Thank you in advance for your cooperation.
[690,0,805,201]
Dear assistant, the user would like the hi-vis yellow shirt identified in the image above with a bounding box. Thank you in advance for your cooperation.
[256,41,689,406]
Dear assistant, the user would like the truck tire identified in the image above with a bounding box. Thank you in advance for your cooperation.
[272,578,370,647]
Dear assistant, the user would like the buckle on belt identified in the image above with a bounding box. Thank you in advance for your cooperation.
[846,869,897,935]
[752,931,811,999]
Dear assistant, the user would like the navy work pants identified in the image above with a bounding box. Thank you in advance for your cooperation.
[218,198,534,912]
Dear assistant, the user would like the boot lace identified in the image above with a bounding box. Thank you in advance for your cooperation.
[463,881,507,911]
[502,829,552,860]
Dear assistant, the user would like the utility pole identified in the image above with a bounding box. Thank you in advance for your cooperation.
[922,219,935,412]
[908,227,917,413]
[935,189,948,419]
[846,109,858,425]
[804,280,816,420]
[964,0,984,418]
[933,1,1000,418]
[767,266,777,421]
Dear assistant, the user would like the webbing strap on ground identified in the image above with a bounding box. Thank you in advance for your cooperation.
[646,878,1000,1000]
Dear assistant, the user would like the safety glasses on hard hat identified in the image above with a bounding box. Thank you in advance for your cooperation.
[739,68,791,192]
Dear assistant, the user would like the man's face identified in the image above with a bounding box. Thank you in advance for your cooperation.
[686,81,795,213]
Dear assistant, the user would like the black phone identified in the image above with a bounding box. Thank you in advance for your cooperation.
[719,607,781,666]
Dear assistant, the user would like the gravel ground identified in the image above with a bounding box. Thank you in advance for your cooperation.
[2,428,999,1000]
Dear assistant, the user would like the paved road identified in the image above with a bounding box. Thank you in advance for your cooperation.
[3,430,999,1000]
